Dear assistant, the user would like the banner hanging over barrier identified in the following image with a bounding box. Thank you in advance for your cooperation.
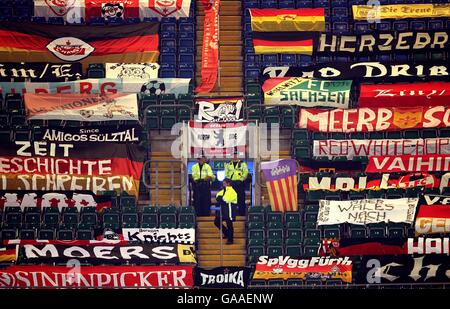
[366,155,450,173]
[122,228,195,244]
[24,93,139,122]
[249,8,325,32]
[359,82,450,107]
[313,138,450,159]
[0,62,82,81]
[253,256,352,283]
[0,265,194,287]
[317,198,418,226]
[39,126,141,143]
[352,4,450,20]
[262,78,352,108]
[195,97,244,122]
[195,267,251,288]
[0,22,159,69]
[0,78,190,96]
[298,106,450,133]
[415,205,450,235]
[105,63,159,80]
[262,61,450,82]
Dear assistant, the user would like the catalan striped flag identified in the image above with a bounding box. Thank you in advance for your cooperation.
[261,159,298,212]
[249,8,325,32]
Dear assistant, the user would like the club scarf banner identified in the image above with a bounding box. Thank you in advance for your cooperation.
[0,141,145,196]
[195,0,219,94]
[304,172,450,193]
[20,243,196,265]
[313,138,450,159]
[253,256,352,283]
[422,194,450,206]
[357,255,450,284]
[261,159,298,212]
[38,126,141,143]
[298,106,450,133]
[0,78,190,96]
[35,0,192,21]
[263,78,351,108]
[321,237,450,257]
[249,8,325,32]
[195,267,252,288]
[0,191,112,212]
[196,97,244,122]
[262,61,450,82]
[317,31,450,54]
[415,205,450,236]
[123,228,195,244]
[359,82,450,107]
[0,265,194,287]
[105,63,159,80]
[24,93,139,122]
[188,121,247,157]
[0,62,82,81]
[366,155,450,173]
[317,198,418,226]
[0,22,159,69]
[0,245,18,263]
[352,4,450,20]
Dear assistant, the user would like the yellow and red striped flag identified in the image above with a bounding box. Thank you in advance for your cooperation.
[261,159,298,212]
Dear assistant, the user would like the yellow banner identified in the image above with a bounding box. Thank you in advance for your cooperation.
[352,4,450,20]
[178,245,197,264]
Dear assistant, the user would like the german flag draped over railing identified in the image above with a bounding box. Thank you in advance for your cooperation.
[261,159,298,212]
[0,22,159,70]
[249,8,324,55]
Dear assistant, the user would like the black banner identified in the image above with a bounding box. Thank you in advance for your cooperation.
[38,126,141,143]
[357,255,450,284]
[317,31,450,54]
[194,267,252,288]
[20,243,197,265]
[0,62,82,81]
[422,194,450,205]
[262,61,450,82]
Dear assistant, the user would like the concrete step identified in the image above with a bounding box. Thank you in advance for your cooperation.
[198,233,246,239]
[198,238,246,245]
[197,249,246,255]
[197,222,246,229]
[198,244,246,251]
[197,216,246,222]
[198,255,245,262]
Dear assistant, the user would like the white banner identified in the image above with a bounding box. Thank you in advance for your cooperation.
[0,78,190,96]
[188,121,248,157]
[34,0,85,22]
[105,63,159,80]
[196,98,243,122]
[122,228,195,244]
[313,138,450,159]
[139,0,192,19]
[318,198,419,225]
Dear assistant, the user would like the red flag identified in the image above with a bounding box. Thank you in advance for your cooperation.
[195,0,220,93]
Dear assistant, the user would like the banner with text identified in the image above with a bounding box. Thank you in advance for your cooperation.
[317,198,418,226]
[366,155,450,173]
[195,267,251,288]
[24,93,139,122]
[262,78,351,108]
[195,97,243,122]
[122,228,195,244]
[298,106,450,133]
[415,205,450,236]
[0,265,194,287]
[39,126,141,143]
[253,256,352,283]
[0,62,82,81]
[313,138,450,160]
[352,4,450,20]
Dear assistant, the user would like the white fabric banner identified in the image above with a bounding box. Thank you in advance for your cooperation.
[196,98,243,122]
[313,138,450,159]
[105,63,159,80]
[188,121,248,156]
[317,197,418,226]
[33,0,85,22]
[123,228,195,244]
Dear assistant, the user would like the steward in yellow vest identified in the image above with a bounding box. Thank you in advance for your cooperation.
[214,178,238,244]
[191,156,215,217]
[224,158,248,216]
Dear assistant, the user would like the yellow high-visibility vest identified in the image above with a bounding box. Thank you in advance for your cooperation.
[225,161,248,181]
[216,186,238,204]
[192,163,215,181]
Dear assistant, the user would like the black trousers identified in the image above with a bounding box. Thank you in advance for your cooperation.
[214,214,234,241]
[193,181,211,217]
[232,180,246,216]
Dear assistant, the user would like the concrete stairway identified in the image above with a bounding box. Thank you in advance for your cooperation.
[196,215,246,267]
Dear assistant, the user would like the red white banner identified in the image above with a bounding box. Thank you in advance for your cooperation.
[359,82,450,108]
[366,155,450,173]
[313,138,450,159]
[195,0,220,93]
[298,106,450,132]
[415,205,450,235]
[0,265,193,288]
